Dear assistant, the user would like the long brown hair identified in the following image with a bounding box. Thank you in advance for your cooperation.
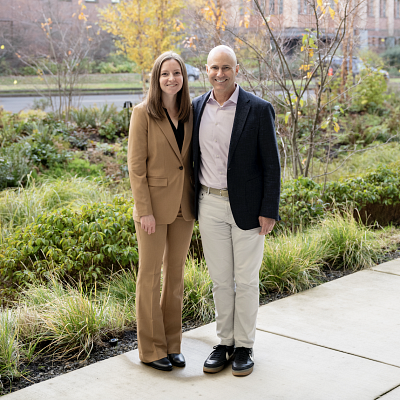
[146,52,191,122]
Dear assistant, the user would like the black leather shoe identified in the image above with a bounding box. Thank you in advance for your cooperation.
[143,357,173,371]
[232,347,254,376]
[203,344,234,373]
[168,353,186,367]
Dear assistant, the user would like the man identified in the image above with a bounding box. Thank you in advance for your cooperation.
[192,46,281,377]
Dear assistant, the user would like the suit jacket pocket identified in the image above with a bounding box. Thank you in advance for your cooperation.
[148,177,168,187]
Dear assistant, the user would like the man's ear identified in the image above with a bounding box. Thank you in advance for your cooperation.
[235,64,240,74]
[205,64,209,73]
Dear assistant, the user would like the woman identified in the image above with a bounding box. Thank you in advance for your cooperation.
[127,52,195,371]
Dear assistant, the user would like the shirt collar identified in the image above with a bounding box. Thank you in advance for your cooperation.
[208,84,239,105]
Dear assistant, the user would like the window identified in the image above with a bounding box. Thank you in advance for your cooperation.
[396,0,400,18]
[269,0,275,14]
[368,0,374,16]
[380,0,386,17]
[278,0,283,14]
[298,0,308,14]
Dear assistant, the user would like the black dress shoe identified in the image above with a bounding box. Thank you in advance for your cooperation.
[168,353,186,367]
[143,357,173,371]
[203,344,234,373]
[232,347,254,376]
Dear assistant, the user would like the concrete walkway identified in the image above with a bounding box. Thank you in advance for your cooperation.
[4,259,400,400]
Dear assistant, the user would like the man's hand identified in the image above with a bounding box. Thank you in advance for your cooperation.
[140,214,156,235]
[259,216,275,236]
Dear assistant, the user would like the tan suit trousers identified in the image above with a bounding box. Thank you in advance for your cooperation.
[135,216,194,363]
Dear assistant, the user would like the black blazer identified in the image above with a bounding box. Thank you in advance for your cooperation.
[193,86,281,230]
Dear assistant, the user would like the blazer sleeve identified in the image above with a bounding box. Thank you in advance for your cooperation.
[259,102,281,220]
[127,105,153,217]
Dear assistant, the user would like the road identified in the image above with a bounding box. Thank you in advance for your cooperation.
[0,94,144,114]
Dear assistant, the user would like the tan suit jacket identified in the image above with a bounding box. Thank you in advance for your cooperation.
[127,102,195,224]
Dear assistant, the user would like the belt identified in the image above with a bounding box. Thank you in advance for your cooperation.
[201,184,229,197]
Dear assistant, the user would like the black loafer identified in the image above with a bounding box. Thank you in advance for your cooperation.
[168,353,186,367]
[232,347,254,376]
[143,357,173,371]
[203,344,235,373]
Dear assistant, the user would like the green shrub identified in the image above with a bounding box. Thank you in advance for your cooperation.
[0,197,138,295]
[0,145,32,190]
[279,161,400,228]
[70,104,118,129]
[46,153,104,179]
[352,68,387,112]
[0,177,114,241]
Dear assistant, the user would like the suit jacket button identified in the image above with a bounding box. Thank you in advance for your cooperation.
[179,166,183,170]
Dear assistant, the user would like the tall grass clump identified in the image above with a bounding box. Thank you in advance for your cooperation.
[318,211,382,271]
[102,269,137,323]
[0,176,114,241]
[260,230,327,294]
[17,278,133,359]
[0,310,20,381]
[182,258,214,323]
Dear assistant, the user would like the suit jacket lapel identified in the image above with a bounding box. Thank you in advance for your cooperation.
[155,116,182,163]
[181,110,193,160]
[228,87,251,167]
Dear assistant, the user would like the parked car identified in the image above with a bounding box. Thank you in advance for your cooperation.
[185,64,200,81]
[325,56,389,81]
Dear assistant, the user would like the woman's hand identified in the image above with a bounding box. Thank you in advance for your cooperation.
[140,215,156,235]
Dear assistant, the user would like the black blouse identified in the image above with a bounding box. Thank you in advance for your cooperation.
[164,108,184,153]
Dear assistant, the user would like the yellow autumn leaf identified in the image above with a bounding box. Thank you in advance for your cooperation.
[333,122,340,132]
[317,0,323,7]
[307,72,312,78]
[309,49,314,57]
[329,7,335,19]
[301,46,304,51]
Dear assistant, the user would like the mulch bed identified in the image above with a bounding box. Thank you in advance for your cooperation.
[1,246,399,396]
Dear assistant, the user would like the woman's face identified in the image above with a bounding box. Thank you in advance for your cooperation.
[159,59,183,96]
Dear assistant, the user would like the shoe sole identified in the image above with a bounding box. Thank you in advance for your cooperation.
[142,362,173,371]
[232,366,253,376]
[203,364,226,373]
[170,362,186,368]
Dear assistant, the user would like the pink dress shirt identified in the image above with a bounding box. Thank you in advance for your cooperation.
[199,84,239,190]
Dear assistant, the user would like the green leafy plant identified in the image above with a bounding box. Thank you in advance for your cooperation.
[0,197,138,295]
[352,68,387,112]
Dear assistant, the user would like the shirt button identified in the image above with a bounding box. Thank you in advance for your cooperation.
[179,166,183,170]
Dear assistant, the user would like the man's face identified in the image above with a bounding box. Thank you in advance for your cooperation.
[206,50,239,95]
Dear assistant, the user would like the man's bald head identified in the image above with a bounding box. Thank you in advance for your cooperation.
[207,45,237,66]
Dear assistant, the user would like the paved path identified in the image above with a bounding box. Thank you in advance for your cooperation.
[4,259,400,400]
[0,94,143,114]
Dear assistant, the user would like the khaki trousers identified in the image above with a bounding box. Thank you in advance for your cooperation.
[198,189,265,348]
[135,215,194,363]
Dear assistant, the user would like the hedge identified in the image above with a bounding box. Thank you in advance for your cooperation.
[280,161,400,227]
